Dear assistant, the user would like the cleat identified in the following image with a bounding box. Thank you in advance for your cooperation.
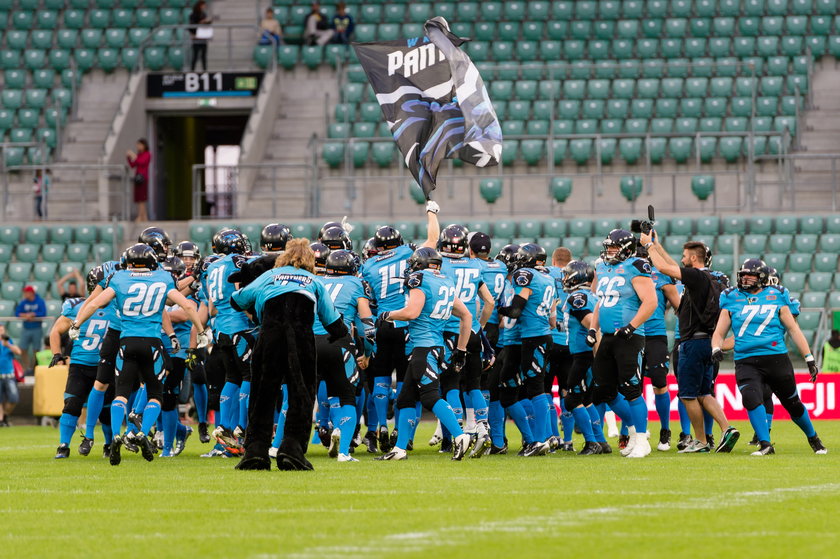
[318,425,331,448]
[548,436,560,451]
[489,443,508,455]
[598,441,613,454]
[337,453,358,462]
[102,443,111,459]
[389,429,399,449]
[678,439,711,453]
[748,433,760,446]
[160,450,173,458]
[78,436,94,456]
[627,434,652,458]
[706,433,715,449]
[657,429,671,451]
[198,422,210,443]
[751,441,775,456]
[714,427,740,453]
[374,447,407,461]
[122,435,139,454]
[406,440,414,451]
[152,430,164,450]
[439,437,453,454]
[127,412,142,432]
[578,441,602,456]
[109,436,123,466]
[618,434,630,450]
[470,433,491,458]
[54,444,70,459]
[235,455,271,470]
[452,434,471,460]
[328,428,340,459]
[808,435,828,455]
[363,431,378,453]
[201,443,229,458]
[523,441,550,457]
[213,426,242,454]
[620,430,638,457]
[134,432,156,462]
[676,432,692,451]
[233,426,245,440]
[268,447,278,458]
[350,427,362,450]
[174,426,192,456]
[377,426,391,453]
[560,442,575,452]
[428,432,443,446]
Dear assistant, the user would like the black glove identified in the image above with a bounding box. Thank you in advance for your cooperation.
[585,329,597,347]
[452,349,468,373]
[615,324,636,340]
[185,349,199,371]
[326,317,350,344]
[360,316,376,345]
[711,347,724,363]
[49,353,66,368]
[375,311,392,329]
[807,355,819,382]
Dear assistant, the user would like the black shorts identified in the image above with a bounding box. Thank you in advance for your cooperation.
[96,327,121,384]
[592,333,645,404]
[115,337,165,401]
[643,335,670,389]
[456,331,483,392]
[484,322,499,351]
[367,321,408,383]
[734,353,805,418]
[520,335,552,382]
[315,334,359,406]
[500,343,522,389]
[565,351,595,408]
[546,343,571,392]
[396,346,444,411]
[215,330,255,384]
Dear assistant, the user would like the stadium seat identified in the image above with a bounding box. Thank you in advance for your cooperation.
[16,244,39,262]
[7,263,32,282]
[41,244,64,263]
[802,292,827,308]
[722,216,747,235]
[788,253,812,273]
[809,272,834,292]
[563,237,585,256]
[480,179,503,204]
[820,234,840,252]
[814,253,838,273]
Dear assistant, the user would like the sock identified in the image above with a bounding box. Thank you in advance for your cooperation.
[792,409,817,438]
[607,394,634,429]
[193,382,208,423]
[620,422,629,436]
[394,382,405,428]
[587,405,607,443]
[521,398,537,435]
[395,406,415,450]
[219,382,239,430]
[411,402,422,440]
[548,398,560,439]
[365,389,378,432]
[132,386,148,414]
[162,409,178,453]
[140,401,162,434]
[489,400,505,447]
[372,376,390,430]
[445,389,463,424]
[654,391,671,431]
[126,389,139,413]
[506,401,534,444]
[84,387,106,439]
[238,381,251,430]
[465,405,476,433]
[101,423,113,445]
[559,398,574,442]
[571,406,595,442]
[272,407,286,449]
[110,399,128,436]
[678,398,691,435]
[766,412,774,431]
[355,389,366,428]
[703,409,714,437]
[530,393,551,443]
[59,413,77,446]
[334,403,357,455]
[316,380,329,429]
[747,406,771,442]
[469,389,489,427]
[432,399,464,437]
[628,396,648,434]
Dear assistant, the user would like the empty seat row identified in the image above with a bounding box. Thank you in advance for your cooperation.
[0,243,113,263]
[0,224,122,245]
[0,8,186,31]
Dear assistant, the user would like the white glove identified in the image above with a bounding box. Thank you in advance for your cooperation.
[68,323,80,341]
[169,334,181,353]
[340,215,354,234]
[196,330,211,349]
[426,200,440,214]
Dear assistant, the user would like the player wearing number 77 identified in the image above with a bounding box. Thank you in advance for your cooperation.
[69,244,210,466]
[711,258,827,456]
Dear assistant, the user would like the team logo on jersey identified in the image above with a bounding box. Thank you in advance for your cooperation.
[748,297,758,303]
[571,294,586,308]
[641,262,652,274]
[766,295,777,300]
[406,273,423,289]
[515,273,531,287]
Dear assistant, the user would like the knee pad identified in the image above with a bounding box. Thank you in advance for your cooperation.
[739,384,765,411]
[618,382,642,402]
[418,385,440,412]
[190,363,207,385]
[564,391,584,411]
[500,385,519,409]
[524,375,544,400]
[208,391,220,411]
[780,395,806,419]
[62,395,85,417]
[591,383,616,406]
[162,393,178,411]
[763,397,774,415]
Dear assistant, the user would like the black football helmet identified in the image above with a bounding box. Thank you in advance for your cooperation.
[601,229,636,265]
[515,243,546,270]
[213,228,251,255]
[362,237,380,260]
[737,258,770,290]
[703,244,713,268]
[711,270,731,288]
[495,243,521,273]
[173,240,200,262]
[372,225,403,251]
[325,249,358,276]
[162,255,186,279]
[437,224,469,257]
[123,243,158,270]
[767,267,780,286]
[310,242,331,275]
[318,221,343,240]
[562,260,595,292]
[86,265,104,294]
[260,223,292,253]
[138,227,171,262]
[407,247,443,271]
[194,254,220,282]
[320,226,352,251]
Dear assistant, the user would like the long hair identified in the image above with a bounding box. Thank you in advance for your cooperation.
[275,238,314,273]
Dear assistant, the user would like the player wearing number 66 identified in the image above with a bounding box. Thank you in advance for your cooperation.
[70,244,208,466]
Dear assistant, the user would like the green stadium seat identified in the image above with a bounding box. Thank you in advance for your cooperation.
[802,292,827,308]
[808,272,833,292]
[665,235,688,255]
[794,234,819,253]
[715,235,735,255]
[798,310,822,330]
[820,233,840,253]
[668,138,692,163]
[814,253,837,272]
[16,244,39,262]
[744,234,767,253]
[656,99,678,118]
[543,219,566,238]
[66,243,89,262]
[25,225,47,244]
[91,244,112,262]
[1,90,22,111]
[16,109,37,128]
[1,282,23,301]
[788,253,812,273]
[112,9,133,28]
[676,118,697,134]
[7,262,32,282]
[33,262,57,282]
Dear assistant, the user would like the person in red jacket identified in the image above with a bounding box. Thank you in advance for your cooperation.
[126,138,151,222]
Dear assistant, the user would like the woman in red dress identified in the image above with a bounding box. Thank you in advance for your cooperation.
[126,138,150,222]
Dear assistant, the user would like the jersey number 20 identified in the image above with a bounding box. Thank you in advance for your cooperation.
[123,282,168,317]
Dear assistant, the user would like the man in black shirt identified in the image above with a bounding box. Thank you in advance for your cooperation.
[640,233,740,454]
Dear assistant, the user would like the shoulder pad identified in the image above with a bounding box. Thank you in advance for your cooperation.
[231,254,248,269]
[406,271,423,289]
[722,287,737,296]
[631,258,652,275]
[569,292,588,309]
[513,269,533,287]
[768,285,785,294]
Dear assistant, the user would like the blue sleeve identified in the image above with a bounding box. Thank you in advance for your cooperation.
[315,282,342,326]
[14,301,24,316]
[231,283,256,312]
[60,300,75,319]
[719,290,732,312]
[36,298,46,316]
[630,258,652,279]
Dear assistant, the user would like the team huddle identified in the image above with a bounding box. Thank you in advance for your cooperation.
[50,202,827,467]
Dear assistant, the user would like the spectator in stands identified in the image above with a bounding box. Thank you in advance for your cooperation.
[822,330,840,372]
[56,269,84,301]
[0,324,22,427]
[259,8,284,46]
[189,1,212,71]
[15,286,46,375]
[127,138,151,223]
[304,2,333,46]
[33,169,50,220]
[331,3,355,45]
[35,336,53,368]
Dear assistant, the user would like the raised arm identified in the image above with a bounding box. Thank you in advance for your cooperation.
[420,202,441,248]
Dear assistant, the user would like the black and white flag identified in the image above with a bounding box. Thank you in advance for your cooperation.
[353,17,502,200]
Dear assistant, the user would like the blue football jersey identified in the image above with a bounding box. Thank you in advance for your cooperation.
[99,260,122,331]
[404,268,456,348]
[203,254,254,335]
[360,245,413,319]
[62,297,113,367]
[497,280,520,346]
[779,285,801,316]
[595,256,652,336]
[161,302,193,358]
[479,258,507,326]
[107,269,176,338]
[314,275,371,334]
[562,289,597,355]
[719,286,791,360]
[440,256,484,334]
[673,281,685,340]
[511,267,556,338]
[545,266,569,346]
[645,265,675,337]
[231,265,341,327]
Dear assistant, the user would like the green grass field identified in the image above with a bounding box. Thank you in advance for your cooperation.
[1,420,839,559]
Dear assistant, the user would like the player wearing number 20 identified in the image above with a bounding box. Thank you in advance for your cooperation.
[70,244,208,466]
[712,259,827,456]
[592,230,657,459]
